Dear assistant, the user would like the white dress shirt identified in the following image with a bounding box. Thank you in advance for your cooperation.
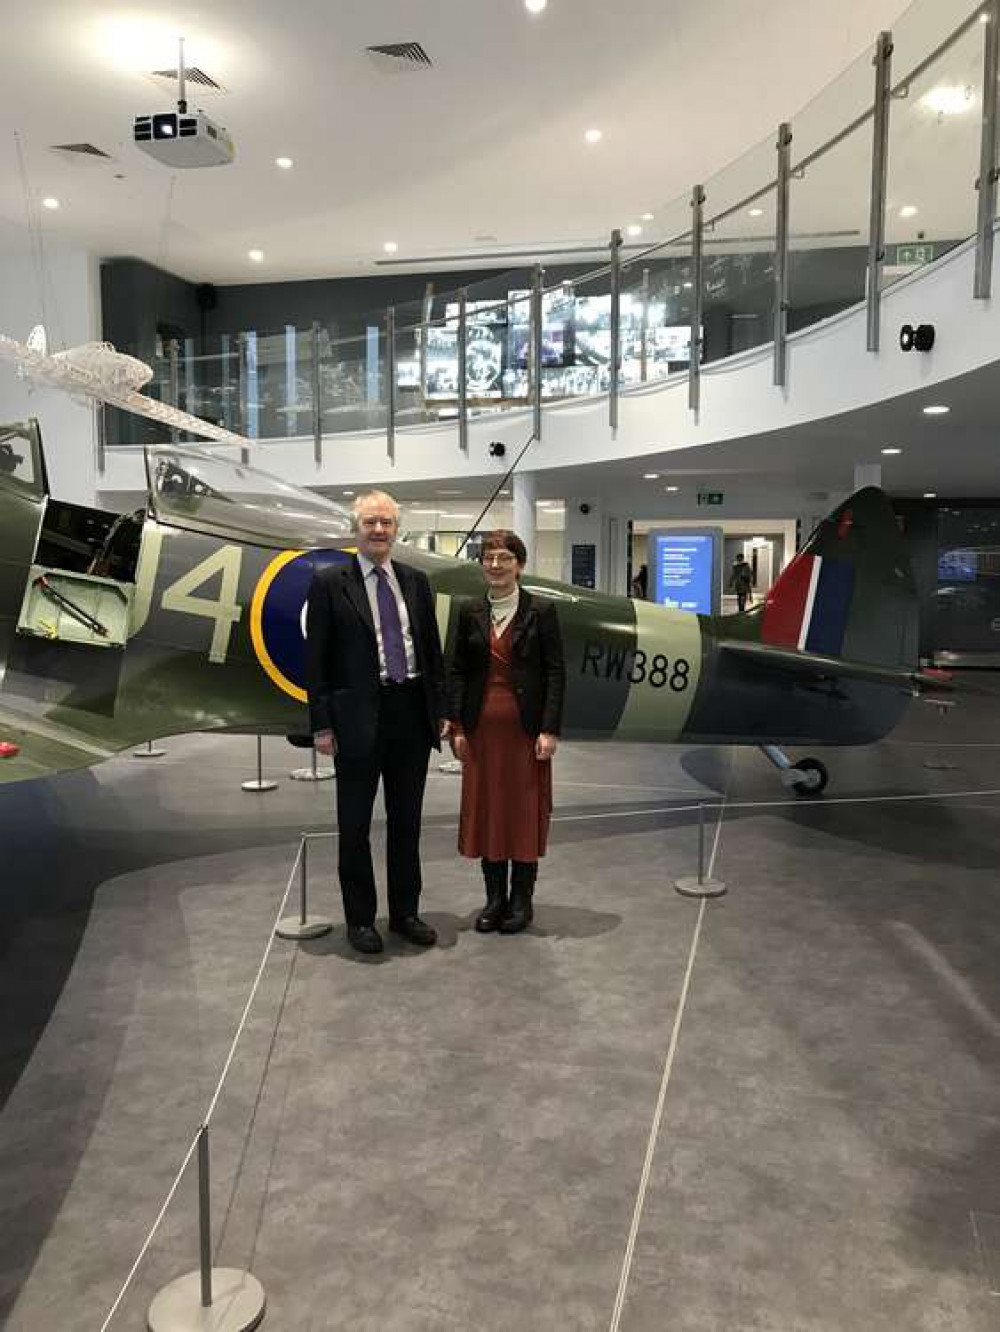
[357,554,418,680]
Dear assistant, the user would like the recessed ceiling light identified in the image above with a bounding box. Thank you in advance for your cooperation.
[585,128,603,144]
[922,85,975,116]
[383,240,398,254]
[665,485,679,492]
[982,11,990,22]
[248,248,264,263]
[342,490,355,496]
[42,197,60,210]
[748,206,764,218]
[682,281,693,289]
[524,0,547,12]
[881,447,902,455]
[923,491,938,498]
[641,212,654,221]
[923,404,950,415]
[438,489,464,495]
[275,156,294,170]
[643,472,660,480]
[627,224,643,237]
[899,204,918,218]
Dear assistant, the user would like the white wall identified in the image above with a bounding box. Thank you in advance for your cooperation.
[0,239,101,506]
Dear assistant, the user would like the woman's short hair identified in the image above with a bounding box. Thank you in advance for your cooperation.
[480,529,527,566]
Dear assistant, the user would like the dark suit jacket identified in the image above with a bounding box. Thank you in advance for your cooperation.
[448,588,566,738]
[305,556,445,759]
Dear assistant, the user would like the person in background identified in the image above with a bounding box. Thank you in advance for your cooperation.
[306,490,447,955]
[448,530,566,934]
[631,563,648,600]
[729,554,754,613]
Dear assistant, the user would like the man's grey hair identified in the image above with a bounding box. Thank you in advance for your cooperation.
[352,489,400,527]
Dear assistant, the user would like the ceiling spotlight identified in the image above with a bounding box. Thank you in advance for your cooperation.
[665,484,679,493]
[248,248,264,263]
[627,224,642,237]
[982,11,990,21]
[899,204,918,218]
[275,156,294,170]
[881,447,902,455]
[342,490,355,496]
[921,85,975,116]
[748,206,764,218]
[643,472,660,480]
[641,212,654,221]
[585,128,603,144]
[42,197,60,210]
[922,404,950,415]
[524,0,547,12]
[682,281,693,289]
[383,240,399,254]
[923,491,938,498]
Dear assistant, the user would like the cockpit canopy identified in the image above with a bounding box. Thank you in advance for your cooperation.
[145,446,354,547]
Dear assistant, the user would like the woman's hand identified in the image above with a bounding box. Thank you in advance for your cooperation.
[535,732,558,761]
[451,732,468,762]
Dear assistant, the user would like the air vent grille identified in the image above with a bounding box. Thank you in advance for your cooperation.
[149,68,227,94]
[50,143,111,158]
[365,42,433,72]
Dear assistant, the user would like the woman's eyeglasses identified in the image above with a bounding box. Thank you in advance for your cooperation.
[481,552,517,567]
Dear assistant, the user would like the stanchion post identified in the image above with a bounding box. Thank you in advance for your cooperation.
[198,1126,213,1308]
[289,745,335,782]
[675,803,727,898]
[277,834,333,940]
[134,737,166,759]
[242,736,278,793]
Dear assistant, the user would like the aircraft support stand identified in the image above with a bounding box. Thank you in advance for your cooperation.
[289,747,334,782]
[675,803,727,899]
[241,736,278,793]
[277,835,333,940]
[147,1125,265,1332]
[134,738,166,759]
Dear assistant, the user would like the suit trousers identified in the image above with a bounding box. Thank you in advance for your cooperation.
[334,680,432,927]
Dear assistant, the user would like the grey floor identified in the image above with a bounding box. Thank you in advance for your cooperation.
[3,690,1000,1330]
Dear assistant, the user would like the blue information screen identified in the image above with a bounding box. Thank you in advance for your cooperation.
[651,533,715,613]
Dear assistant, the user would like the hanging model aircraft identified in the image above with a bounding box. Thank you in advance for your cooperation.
[0,327,249,447]
[0,418,945,792]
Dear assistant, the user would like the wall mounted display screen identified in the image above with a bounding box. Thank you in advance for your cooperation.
[647,529,721,615]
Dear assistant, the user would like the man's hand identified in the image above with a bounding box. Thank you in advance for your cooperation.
[315,730,337,758]
[535,732,558,761]
[450,732,468,762]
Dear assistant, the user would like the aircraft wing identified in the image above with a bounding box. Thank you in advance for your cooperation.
[717,638,944,692]
[0,335,250,447]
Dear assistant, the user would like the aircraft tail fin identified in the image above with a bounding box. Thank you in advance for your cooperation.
[755,487,918,671]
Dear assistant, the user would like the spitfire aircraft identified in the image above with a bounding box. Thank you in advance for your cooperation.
[0,416,944,794]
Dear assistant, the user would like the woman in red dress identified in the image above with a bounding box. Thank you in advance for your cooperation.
[448,530,566,934]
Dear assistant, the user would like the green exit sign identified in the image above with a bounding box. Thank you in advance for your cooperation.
[894,243,938,267]
[697,491,724,506]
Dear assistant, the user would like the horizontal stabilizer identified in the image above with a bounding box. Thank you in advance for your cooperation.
[719,637,942,692]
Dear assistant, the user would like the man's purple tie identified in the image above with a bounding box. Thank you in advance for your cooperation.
[374,567,408,683]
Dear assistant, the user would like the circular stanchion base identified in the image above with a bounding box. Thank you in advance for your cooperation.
[134,747,166,759]
[674,876,727,899]
[276,914,334,940]
[438,759,462,774]
[289,766,335,782]
[241,779,278,793]
[148,1268,265,1332]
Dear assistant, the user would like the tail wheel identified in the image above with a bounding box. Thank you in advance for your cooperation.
[791,757,828,798]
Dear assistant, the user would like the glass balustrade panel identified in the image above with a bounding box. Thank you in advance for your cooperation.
[618,189,696,389]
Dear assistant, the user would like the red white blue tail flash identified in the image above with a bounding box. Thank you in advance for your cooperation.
[761,552,855,655]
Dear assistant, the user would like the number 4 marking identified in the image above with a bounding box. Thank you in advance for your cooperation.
[161,546,244,663]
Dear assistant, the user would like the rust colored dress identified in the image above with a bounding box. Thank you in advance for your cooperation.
[458,623,553,861]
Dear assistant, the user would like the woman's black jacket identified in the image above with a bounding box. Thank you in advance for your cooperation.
[448,588,566,738]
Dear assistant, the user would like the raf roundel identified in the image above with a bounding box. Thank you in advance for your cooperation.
[250,549,352,702]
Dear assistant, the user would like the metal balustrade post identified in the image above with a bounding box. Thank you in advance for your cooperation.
[773,122,792,387]
[531,265,543,441]
[609,229,623,432]
[975,0,1000,299]
[640,266,650,384]
[386,305,396,463]
[689,186,705,414]
[867,32,893,353]
[458,286,469,454]
[168,339,180,443]
[311,320,322,464]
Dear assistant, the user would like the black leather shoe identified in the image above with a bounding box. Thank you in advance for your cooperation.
[389,915,438,946]
[347,924,384,955]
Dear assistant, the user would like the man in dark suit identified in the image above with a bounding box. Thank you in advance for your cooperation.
[306,490,447,955]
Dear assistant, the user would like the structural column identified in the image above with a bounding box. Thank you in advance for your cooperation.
[513,471,538,572]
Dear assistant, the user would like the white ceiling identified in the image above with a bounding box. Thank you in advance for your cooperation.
[0,0,948,286]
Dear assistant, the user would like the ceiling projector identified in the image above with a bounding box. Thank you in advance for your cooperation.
[131,36,235,169]
[133,110,235,168]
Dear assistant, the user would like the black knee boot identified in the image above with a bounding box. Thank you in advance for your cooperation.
[475,859,508,933]
[501,860,537,934]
